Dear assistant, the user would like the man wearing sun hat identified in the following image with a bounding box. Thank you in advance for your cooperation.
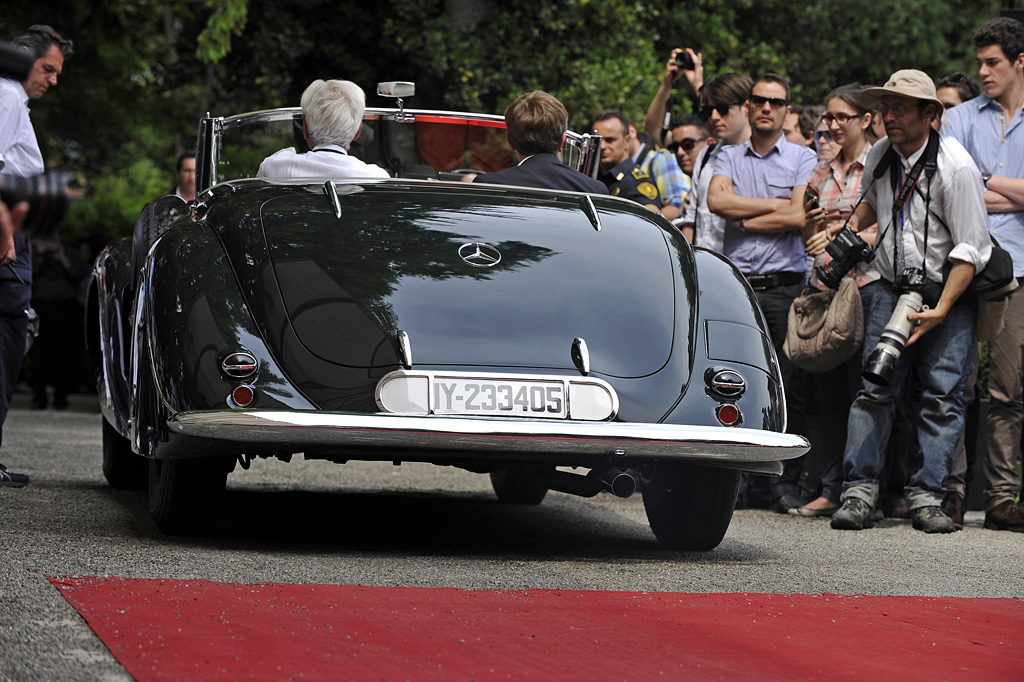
[830,69,992,534]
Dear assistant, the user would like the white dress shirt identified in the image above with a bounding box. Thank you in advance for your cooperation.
[257,144,389,180]
[861,133,991,283]
[0,78,44,177]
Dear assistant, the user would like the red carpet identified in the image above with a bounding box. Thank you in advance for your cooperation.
[51,576,1021,681]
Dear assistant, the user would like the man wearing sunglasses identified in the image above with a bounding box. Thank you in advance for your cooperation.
[678,72,752,249]
[665,114,714,178]
[707,73,817,514]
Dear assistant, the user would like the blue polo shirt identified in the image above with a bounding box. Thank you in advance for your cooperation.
[947,94,1024,277]
[715,135,816,275]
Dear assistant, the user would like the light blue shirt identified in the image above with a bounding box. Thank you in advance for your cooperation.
[947,94,1024,276]
[714,135,816,274]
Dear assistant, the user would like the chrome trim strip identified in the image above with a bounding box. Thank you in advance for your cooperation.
[580,194,602,232]
[397,330,413,369]
[166,410,809,462]
[571,337,590,376]
[323,181,343,218]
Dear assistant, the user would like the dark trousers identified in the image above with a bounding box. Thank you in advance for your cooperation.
[754,281,808,499]
[0,313,29,449]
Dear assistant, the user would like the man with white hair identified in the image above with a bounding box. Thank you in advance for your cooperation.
[258,79,389,178]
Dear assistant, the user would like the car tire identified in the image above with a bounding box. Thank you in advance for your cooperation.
[148,456,231,535]
[102,418,148,490]
[641,462,741,551]
[489,465,549,505]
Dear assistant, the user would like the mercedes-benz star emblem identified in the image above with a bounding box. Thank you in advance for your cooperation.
[458,242,502,268]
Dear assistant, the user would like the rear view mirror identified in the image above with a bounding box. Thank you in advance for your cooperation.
[377,82,415,99]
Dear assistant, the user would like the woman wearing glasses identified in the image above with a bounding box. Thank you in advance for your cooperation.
[792,84,881,518]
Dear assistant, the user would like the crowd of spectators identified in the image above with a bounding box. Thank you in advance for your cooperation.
[621,17,1023,534]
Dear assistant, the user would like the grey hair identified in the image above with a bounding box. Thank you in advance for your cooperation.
[301,79,365,149]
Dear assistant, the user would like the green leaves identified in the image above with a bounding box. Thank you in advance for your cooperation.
[196,0,248,64]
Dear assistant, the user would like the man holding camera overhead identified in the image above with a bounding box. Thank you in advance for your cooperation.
[829,70,991,533]
[0,25,72,487]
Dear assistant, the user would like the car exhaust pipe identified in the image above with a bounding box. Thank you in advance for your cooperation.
[599,467,637,498]
[538,467,637,499]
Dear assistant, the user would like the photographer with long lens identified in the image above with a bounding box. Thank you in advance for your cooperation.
[0,25,73,487]
[829,71,991,534]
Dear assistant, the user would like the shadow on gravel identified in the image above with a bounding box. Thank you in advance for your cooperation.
[83,482,772,564]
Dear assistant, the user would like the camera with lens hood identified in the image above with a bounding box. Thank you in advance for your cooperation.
[814,226,874,290]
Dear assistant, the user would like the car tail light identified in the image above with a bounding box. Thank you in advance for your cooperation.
[230,385,255,408]
[221,351,258,379]
[716,404,741,426]
[708,370,745,398]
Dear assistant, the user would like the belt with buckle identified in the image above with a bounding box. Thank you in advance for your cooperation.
[744,271,805,291]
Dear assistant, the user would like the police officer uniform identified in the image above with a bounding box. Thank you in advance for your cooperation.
[598,157,664,208]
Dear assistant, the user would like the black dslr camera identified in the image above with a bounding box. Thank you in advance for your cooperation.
[814,226,874,290]
[674,51,695,70]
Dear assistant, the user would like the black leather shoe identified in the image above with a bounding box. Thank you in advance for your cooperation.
[0,463,29,488]
[831,498,875,530]
[911,506,956,534]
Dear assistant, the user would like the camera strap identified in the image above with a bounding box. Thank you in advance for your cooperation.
[885,130,940,282]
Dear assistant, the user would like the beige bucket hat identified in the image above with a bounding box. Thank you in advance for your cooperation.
[862,70,945,119]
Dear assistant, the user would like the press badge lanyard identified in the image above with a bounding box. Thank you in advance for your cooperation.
[888,130,939,280]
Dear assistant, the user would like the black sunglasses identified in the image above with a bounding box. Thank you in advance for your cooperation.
[699,102,742,121]
[667,137,703,153]
[749,94,789,109]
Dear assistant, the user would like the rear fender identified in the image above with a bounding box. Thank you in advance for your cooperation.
[141,223,314,444]
[664,247,786,435]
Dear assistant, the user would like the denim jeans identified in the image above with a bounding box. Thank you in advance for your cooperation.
[841,280,976,511]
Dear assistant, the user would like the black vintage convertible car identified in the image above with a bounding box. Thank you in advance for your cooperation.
[86,84,808,550]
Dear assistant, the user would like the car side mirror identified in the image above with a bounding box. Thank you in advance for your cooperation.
[153,194,189,231]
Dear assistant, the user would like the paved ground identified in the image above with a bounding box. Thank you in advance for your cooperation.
[1,395,1021,681]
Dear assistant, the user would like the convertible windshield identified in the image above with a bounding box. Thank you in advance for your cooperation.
[201,108,597,189]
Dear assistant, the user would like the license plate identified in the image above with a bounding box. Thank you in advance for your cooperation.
[432,377,566,418]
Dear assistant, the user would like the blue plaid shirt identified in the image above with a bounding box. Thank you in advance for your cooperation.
[636,145,690,209]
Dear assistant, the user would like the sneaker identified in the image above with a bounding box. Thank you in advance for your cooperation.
[983,500,1024,533]
[911,506,956,534]
[941,492,964,531]
[0,462,29,488]
[831,498,875,530]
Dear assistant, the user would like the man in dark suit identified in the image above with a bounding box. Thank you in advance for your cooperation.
[466,91,607,194]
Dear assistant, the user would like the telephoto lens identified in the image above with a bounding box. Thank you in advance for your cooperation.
[0,172,76,240]
[862,291,925,386]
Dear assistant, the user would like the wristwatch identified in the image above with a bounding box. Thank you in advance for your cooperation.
[982,172,992,187]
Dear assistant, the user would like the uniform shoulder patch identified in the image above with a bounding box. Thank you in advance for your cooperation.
[637,182,659,200]
[630,167,652,181]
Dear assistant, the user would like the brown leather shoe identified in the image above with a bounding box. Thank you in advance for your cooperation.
[941,492,964,531]
[983,500,1024,533]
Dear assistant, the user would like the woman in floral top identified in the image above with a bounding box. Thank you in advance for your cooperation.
[793,84,879,517]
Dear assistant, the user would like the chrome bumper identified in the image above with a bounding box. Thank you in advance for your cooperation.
[167,410,808,463]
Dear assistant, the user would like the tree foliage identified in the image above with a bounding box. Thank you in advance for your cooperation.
[0,0,1002,252]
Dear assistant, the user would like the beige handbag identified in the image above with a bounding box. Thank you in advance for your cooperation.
[783,277,864,373]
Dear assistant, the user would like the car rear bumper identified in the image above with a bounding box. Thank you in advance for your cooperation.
[167,410,808,464]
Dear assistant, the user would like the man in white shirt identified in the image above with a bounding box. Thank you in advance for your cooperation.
[0,25,72,487]
[258,79,389,180]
